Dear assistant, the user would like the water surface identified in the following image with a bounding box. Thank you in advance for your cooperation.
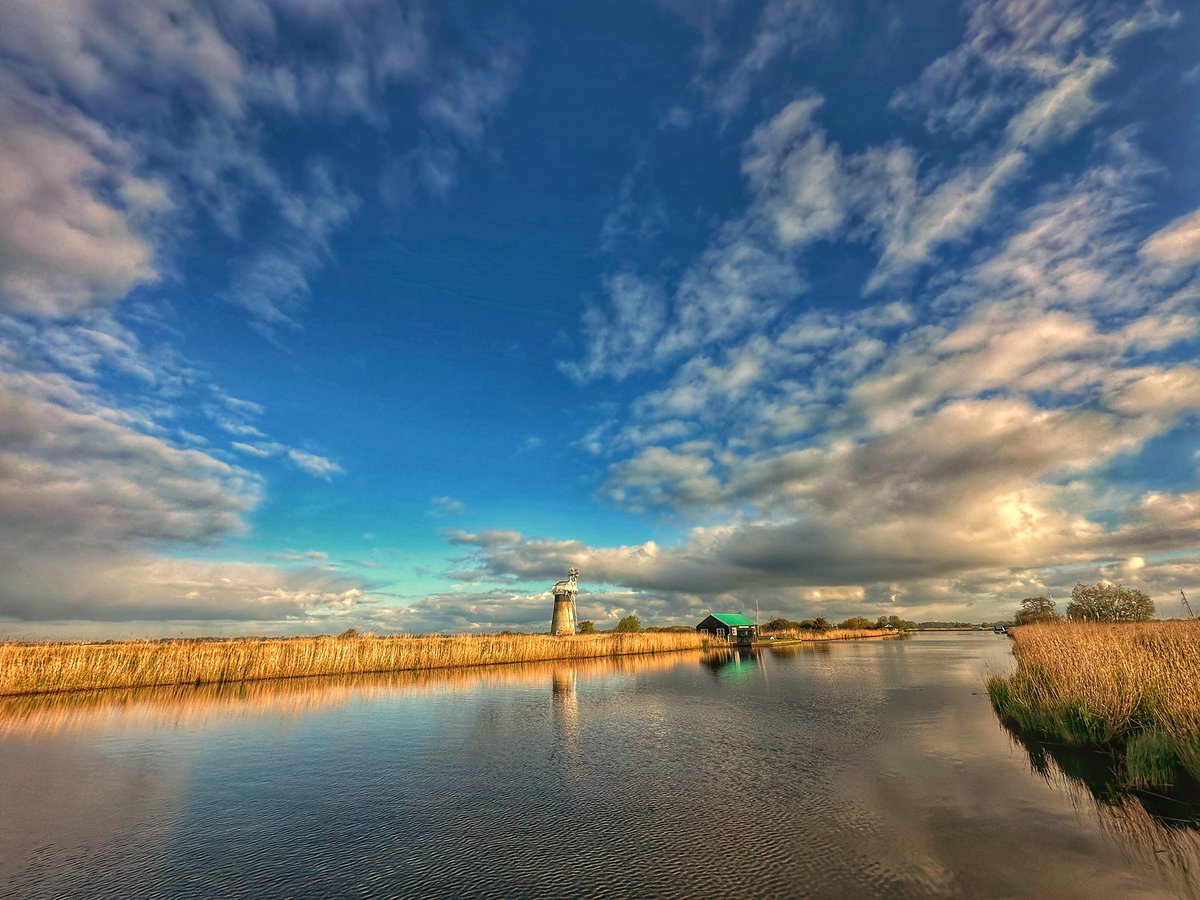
[2,633,1197,898]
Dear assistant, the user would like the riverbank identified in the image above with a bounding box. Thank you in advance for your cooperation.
[987,620,1200,788]
[758,627,900,646]
[0,632,712,697]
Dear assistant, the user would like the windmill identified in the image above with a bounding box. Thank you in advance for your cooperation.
[1182,590,1195,620]
[551,567,579,635]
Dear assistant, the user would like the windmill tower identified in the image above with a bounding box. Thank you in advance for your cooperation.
[550,567,579,635]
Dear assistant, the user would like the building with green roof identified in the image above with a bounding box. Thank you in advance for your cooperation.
[696,613,758,645]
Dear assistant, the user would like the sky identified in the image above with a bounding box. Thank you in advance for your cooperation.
[1,0,1199,638]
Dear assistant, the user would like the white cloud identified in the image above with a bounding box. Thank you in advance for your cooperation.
[0,0,519,326]
[0,78,164,317]
[1140,208,1200,271]
[430,496,468,517]
[741,96,846,248]
[286,449,344,479]
[689,0,841,120]
[562,272,670,382]
[599,161,669,254]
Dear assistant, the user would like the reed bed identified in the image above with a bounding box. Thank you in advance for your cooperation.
[0,650,706,735]
[763,627,895,642]
[987,621,1200,788]
[0,631,710,697]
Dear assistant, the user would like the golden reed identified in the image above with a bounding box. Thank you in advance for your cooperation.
[988,620,1200,787]
[764,627,895,642]
[0,651,706,736]
[0,632,711,697]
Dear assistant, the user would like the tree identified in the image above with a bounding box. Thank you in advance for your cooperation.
[1014,596,1058,626]
[765,617,801,632]
[811,617,831,633]
[578,620,596,634]
[615,614,641,632]
[1066,582,1155,622]
[839,616,874,630]
[338,628,359,639]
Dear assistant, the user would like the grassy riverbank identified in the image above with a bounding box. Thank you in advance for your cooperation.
[0,631,711,697]
[987,621,1200,788]
[761,627,898,643]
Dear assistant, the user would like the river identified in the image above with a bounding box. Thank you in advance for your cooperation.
[1,633,1197,898]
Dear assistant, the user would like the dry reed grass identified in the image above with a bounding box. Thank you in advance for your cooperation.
[0,649,706,735]
[0,631,710,697]
[988,620,1200,787]
[764,627,896,642]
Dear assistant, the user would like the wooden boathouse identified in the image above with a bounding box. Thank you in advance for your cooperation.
[696,613,757,645]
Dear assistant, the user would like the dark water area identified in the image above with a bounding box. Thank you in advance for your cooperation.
[2,634,1198,898]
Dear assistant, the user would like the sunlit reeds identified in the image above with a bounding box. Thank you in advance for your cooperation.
[0,632,711,697]
[987,621,1200,788]
[0,650,706,736]
[763,628,896,642]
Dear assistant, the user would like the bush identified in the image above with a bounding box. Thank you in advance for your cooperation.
[577,620,596,634]
[1066,582,1154,622]
[615,614,641,633]
[839,616,874,630]
[1014,596,1058,626]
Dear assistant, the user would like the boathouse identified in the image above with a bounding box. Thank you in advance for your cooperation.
[696,613,757,645]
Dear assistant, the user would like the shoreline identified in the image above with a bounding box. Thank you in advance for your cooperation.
[0,632,711,698]
[987,620,1200,789]
[754,627,902,647]
[0,628,902,698]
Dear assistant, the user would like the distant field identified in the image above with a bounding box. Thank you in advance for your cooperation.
[988,621,1200,788]
[0,632,712,696]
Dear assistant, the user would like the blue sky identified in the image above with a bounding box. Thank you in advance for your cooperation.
[1,0,1198,637]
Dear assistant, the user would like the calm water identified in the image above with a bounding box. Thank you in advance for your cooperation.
[2,633,1198,898]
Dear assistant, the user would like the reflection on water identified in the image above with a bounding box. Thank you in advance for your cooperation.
[0,650,704,736]
[700,647,762,679]
[2,635,1199,898]
[1001,723,1200,896]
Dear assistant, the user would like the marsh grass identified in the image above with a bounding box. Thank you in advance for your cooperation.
[0,650,706,735]
[0,631,711,697]
[763,628,896,642]
[987,621,1200,788]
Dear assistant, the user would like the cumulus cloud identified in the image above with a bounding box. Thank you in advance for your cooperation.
[0,77,165,317]
[545,2,1199,625]
[0,0,519,325]
[586,0,1178,373]
[0,369,264,622]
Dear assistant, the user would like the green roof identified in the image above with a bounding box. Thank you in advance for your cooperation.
[705,613,755,627]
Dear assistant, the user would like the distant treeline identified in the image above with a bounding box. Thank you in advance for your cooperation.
[763,615,916,633]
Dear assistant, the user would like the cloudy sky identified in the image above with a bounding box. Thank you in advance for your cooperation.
[1,0,1198,638]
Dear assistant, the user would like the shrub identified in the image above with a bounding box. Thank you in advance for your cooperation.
[1066,582,1154,622]
[615,614,641,633]
[1015,597,1058,626]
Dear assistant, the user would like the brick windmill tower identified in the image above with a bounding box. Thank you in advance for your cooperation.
[550,567,579,635]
